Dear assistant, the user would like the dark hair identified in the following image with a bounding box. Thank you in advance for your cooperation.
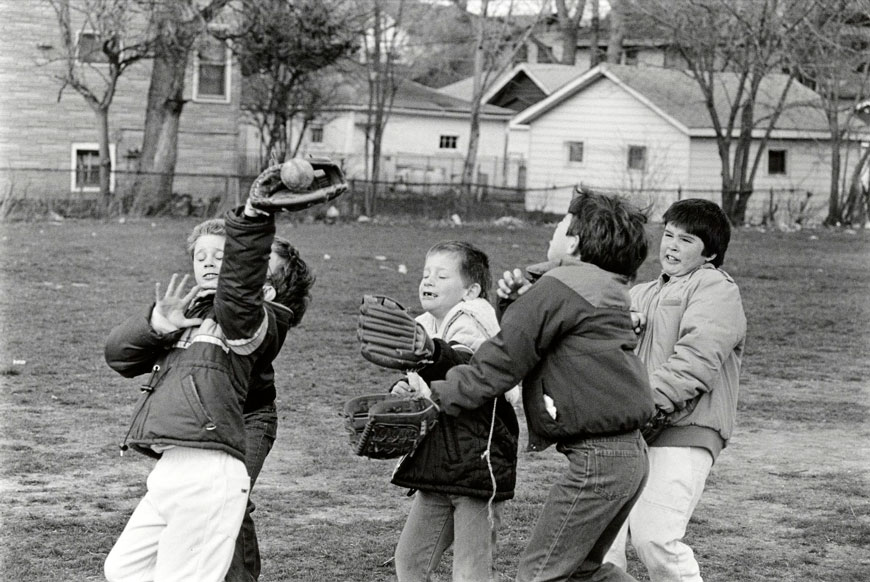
[662,199,730,267]
[268,236,315,327]
[426,241,492,300]
[566,190,649,279]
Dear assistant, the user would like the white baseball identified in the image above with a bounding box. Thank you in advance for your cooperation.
[280,159,315,191]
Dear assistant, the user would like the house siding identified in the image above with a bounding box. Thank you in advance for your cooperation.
[521,76,690,217]
[0,0,243,201]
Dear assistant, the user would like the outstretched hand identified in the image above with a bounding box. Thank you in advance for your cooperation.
[152,274,203,332]
[496,268,532,300]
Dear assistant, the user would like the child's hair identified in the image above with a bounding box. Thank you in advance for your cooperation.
[662,199,730,268]
[426,241,492,300]
[187,218,226,255]
[268,236,315,328]
[566,190,649,279]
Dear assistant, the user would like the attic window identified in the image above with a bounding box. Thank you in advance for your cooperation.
[310,125,324,143]
[439,135,458,149]
[627,146,647,171]
[768,149,787,175]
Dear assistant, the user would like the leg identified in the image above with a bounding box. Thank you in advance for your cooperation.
[104,478,166,582]
[395,491,455,582]
[450,496,503,582]
[602,520,629,571]
[624,447,712,582]
[516,434,647,582]
[226,404,278,582]
[151,448,250,582]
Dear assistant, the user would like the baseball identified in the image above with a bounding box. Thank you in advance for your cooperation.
[280,159,315,191]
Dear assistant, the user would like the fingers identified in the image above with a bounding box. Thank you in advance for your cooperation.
[497,268,530,299]
[391,381,414,397]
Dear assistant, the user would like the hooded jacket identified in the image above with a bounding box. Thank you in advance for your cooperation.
[430,258,653,452]
[105,208,278,462]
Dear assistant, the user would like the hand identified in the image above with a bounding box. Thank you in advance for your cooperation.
[152,274,203,332]
[631,311,647,335]
[496,268,532,300]
[390,372,432,399]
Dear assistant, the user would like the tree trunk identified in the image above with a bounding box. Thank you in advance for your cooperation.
[462,14,485,197]
[607,0,625,64]
[96,107,113,215]
[130,52,188,216]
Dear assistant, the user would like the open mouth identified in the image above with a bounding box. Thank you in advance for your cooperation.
[421,291,436,299]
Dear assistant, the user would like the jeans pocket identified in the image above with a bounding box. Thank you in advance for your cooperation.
[591,448,643,501]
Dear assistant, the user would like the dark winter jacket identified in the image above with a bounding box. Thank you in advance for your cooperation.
[105,208,278,462]
[430,258,654,452]
[390,339,519,501]
[244,300,294,414]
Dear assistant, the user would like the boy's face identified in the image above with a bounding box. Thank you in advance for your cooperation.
[547,214,579,262]
[419,251,478,322]
[659,223,714,278]
[192,234,225,290]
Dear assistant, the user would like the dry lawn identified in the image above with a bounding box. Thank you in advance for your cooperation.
[0,215,868,581]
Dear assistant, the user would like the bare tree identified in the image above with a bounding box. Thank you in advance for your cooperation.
[128,0,231,216]
[44,0,152,214]
[631,0,816,224]
[457,0,547,197]
[790,0,870,226]
[553,0,586,65]
[606,0,625,63]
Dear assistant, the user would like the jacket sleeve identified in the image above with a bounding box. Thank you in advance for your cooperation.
[430,277,577,416]
[104,304,183,378]
[214,208,276,355]
[649,272,746,412]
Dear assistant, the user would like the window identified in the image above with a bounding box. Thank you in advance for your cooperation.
[70,143,115,192]
[194,38,230,102]
[768,149,787,175]
[567,141,584,163]
[76,32,108,63]
[628,145,647,171]
[439,135,458,149]
[624,48,638,66]
[310,125,324,143]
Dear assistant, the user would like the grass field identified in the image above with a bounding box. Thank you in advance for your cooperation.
[1,215,868,581]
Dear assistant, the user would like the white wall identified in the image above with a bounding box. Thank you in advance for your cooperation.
[521,76,691,216]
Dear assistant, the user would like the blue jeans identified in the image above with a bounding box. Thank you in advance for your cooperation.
[517,432,648,582]
[225,404,278,582]
[395,490,503,582]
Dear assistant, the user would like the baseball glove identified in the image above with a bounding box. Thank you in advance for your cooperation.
[641,409,671,445]
[343,394,439,459]
[358,295,435,370]
[248,157,348,213]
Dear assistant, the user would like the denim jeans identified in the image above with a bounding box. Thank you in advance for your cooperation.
[225,404,278,582]
[516,432,648,582]
[603,447,713,582]
[394,490,503,582]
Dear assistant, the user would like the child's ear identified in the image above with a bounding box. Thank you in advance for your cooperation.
[567,235,580,256]
[704,253,717,264]
[463,283,482,300]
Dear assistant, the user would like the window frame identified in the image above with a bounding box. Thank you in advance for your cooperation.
[310,125,324,144]
[627,145,647,171]
[439,135,459,150]
[566,140,585,164]
[192,42,232,103]
[70,142,116,193]
[768,149,787,175]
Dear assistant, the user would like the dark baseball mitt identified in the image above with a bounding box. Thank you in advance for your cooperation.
[343,394,439,459]
[248,157,348,213]
[641,409,671,445]
[358,295,435,370]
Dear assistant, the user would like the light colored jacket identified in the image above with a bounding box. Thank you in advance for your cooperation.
[630,263,746,454]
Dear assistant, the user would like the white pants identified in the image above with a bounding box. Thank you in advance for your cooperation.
[604,446,713,582]
[105,447,250,582]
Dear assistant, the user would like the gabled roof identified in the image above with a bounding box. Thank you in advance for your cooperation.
[512,64,839,137]
[438,63,583,104]
[330,78,514,118]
